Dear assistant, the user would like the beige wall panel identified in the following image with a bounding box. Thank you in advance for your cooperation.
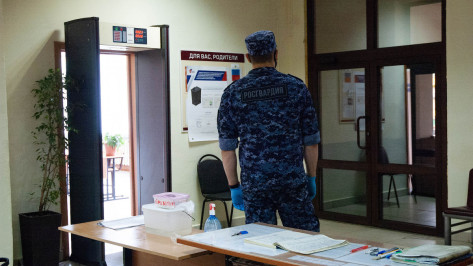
[446,0,473,207]
[0,0,14,262]
[3,0,306,259]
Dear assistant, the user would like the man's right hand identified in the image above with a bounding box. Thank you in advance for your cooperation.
[230,186,245,211]
[307,176,316,200]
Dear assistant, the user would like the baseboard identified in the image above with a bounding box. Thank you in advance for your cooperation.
[323,188,409,209]
[198,189,411,228]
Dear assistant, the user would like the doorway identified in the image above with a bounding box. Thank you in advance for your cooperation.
[60,50,136,259]
[57,22,170,264]
[100,53,133,219]
[100,53,135,261]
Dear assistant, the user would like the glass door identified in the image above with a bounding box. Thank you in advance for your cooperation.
[310,0,445,235]
[319,68,370,220]
[317,62,440,233]
[377,63,437,228]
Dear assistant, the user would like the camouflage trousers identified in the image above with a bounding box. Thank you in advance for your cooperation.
[242,178,320,232]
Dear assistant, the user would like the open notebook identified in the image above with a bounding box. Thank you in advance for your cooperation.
[244,230,348,255]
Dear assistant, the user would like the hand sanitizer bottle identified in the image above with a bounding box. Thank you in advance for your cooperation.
[204,203,222,232]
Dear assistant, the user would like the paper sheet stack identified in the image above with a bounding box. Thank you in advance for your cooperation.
[391,244,472,265]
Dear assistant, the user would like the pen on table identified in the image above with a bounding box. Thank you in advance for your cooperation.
[380,249,402,260]
[373,248,401,260]
[231,230,248,236]
[385,250,402,259]
[376,247,399,256]
[350,245,370,253]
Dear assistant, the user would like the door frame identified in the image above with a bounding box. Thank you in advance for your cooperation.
[307,0,447,236]
[55,42,139,259]
[55,24,171,257]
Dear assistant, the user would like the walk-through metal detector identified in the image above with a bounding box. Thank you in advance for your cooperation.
[65,17,170,265]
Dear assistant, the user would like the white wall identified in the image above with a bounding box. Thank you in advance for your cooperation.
[275,1,306,80]
[416,74,434,139]
[2,0,306,260]
[378,0,411,48]
[446,0,473,207]
[315,0,366,53]
[410,3,442,45]
[381,65,407,164]
[5,0,472,261]
[0,0,14,262]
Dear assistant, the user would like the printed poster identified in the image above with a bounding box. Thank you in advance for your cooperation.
[186,66,232,142]
[339,69,365,126]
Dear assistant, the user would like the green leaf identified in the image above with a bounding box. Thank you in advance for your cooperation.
[31,68,78,212]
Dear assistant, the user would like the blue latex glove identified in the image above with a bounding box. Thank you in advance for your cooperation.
[230,186,245,211]
[307,176,316,200]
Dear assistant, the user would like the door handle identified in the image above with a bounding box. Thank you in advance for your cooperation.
[356,116,368,149]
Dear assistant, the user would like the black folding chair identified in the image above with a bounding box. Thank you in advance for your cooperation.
[379,146,401,208]
[0,258,9,266]
[197,154,234,229]
[443,169,473,245]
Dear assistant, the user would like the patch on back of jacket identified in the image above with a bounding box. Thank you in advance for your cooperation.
[241,85,288,103]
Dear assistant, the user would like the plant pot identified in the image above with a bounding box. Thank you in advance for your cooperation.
[105,144,116,156]
[19,211,61,266]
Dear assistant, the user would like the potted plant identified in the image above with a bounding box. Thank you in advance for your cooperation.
[103,133,124,156]
[19,69,72,266]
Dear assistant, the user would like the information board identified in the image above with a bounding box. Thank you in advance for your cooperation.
[180,50,246,142]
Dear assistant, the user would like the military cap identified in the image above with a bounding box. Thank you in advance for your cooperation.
[245,30,277,56]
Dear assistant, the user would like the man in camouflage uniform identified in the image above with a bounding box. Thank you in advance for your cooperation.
[217,30,320,231]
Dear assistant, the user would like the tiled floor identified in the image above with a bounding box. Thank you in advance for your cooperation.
[327,194,436,227]
[60,171,472,265]
[383,195,436,226]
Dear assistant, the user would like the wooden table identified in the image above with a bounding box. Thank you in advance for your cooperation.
[177,223,473,266]
[59,220,225,265]
[60,221,473,266]
[176,223,384,266]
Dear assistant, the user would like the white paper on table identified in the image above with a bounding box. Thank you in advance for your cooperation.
[288,255,346,266]
[98,215,144,230]
[314,243,367,259]
[224,242,288,256]
[336,247,393,266]
[180,224,288,256]
[271,234,348,254]
[244,230,310,248]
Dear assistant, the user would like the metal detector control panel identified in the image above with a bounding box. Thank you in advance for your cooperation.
[113,26,147,44]
[100,22,159,50]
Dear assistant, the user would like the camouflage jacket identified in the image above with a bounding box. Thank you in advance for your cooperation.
[217,67,320,186]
